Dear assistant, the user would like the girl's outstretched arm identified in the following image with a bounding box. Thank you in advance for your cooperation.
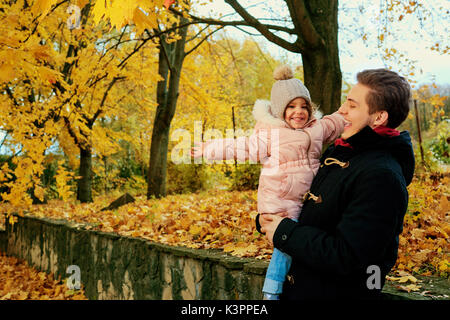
[192,132,270,163]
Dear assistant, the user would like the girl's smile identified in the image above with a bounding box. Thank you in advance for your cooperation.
[284,97,310,129]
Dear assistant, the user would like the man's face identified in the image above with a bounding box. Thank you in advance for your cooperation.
[338,83,378,139]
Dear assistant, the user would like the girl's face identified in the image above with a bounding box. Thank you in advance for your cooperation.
[284,97,310,129]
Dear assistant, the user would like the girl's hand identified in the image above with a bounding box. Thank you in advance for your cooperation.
[260,214,285,246]
[191,142,204,158]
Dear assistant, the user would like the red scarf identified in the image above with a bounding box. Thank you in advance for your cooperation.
[373,126,400,137]
[334,126,400,148]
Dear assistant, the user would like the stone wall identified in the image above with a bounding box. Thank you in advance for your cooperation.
[2,214,447,300]
[2,214,268,300]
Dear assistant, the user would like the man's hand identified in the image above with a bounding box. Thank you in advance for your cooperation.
[260,213,286,246]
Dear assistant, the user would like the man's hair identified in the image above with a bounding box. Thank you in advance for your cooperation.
[356,69,411,128]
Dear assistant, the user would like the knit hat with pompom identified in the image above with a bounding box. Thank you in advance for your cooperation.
[270,65,311,120]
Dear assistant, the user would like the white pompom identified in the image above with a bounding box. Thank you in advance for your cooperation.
[273,65,294,81]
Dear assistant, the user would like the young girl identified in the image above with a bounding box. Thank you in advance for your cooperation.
[192,65,345,300]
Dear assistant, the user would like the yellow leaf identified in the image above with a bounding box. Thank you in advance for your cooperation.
[179,216,192,230]
[0,292,12,300]
[109,0,136,30]
[133,8,158,35]
[31,0,57,19]
[8,215,17,226]
[17,291,29,300]
[0,34,20,47]
[0,62,15,83]
[91,0,107,25]
[76,0,90,9]
[399,275,418,283]
[398,284,421,292]
[189,225,202,236]
[34,185,45,202]
[223,243,235,253]
[30,44,53,62]
[412,249,432,264]
[40,67,59,85]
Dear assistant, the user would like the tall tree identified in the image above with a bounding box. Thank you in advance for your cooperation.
[147,16,189,198]
[147,1,225,198]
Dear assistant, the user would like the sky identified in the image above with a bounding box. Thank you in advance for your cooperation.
[194,0,450,86]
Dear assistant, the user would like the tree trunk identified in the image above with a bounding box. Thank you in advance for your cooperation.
[147,18,188,199]
[147,120,171,198]
[302,49,341,115]
[300,0,341,115]
[77,146,92,203]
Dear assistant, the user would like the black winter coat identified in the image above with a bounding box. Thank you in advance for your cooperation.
[257,126,415,300]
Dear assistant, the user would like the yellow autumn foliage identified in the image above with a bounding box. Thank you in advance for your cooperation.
[0,0,162,207]
[55,161,75,202]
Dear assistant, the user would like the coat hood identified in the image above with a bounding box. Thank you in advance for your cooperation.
[346,126,415,185]
[385,131,415,185]
[252,99,287,127]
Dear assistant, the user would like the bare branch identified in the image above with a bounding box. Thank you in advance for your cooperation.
[169,6,296,35]
[186,25,210,43]
[233,25,265,37]
[223,0,301,53]
[0,131,10,148]
[184,26,225,57]
[87,76,124,127]
[4,86,19,106]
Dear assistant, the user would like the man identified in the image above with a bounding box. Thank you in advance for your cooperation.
[258,68,415,300]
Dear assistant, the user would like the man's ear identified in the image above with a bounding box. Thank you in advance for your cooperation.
[373,110,389,127]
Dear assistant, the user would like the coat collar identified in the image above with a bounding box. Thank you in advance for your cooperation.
[327,126,385,160]
[326,125,415,185]
[345,126,387,150]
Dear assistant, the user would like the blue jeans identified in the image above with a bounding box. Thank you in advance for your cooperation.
[262,218,297,295]
[262,247,292,295]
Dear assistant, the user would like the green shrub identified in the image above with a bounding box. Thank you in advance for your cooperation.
[166,162,210,194]
[229,163,261,191]
[121,175,147,196]
[427,120,449,165]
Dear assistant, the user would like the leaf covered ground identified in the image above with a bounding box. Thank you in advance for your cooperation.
[0,173,449,279]
[0,252,87,300]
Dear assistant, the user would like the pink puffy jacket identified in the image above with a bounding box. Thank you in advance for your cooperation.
[203,100,345,219]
